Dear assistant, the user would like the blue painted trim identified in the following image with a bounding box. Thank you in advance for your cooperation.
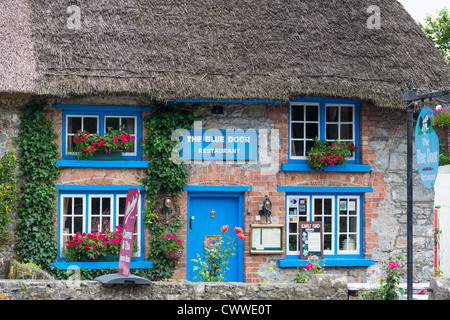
[51,260,153,270]
[277,186,373,193]
[277,257,374,268]
[54,104,152,112]
[56,185,143,191]
[184,186,252,192]
[57,160,150,168]
[280,163,371,172]
[58,104,147,161]
[288,97,361,165]
[167,99,283,105]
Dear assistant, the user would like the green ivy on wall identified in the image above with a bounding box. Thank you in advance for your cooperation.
[16,100,59,271]
[141,101,200,280]
[0,149,19,245]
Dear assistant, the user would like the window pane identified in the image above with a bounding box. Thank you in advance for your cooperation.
[289,235,298,251]
[74,198,83,215]
[291,141,304,157]
[341,107,353,122]
[74,217,83,233]
[91,198,100,215]
[339,217,347,232]
[64,198,72,215]
[349,217,357,232]
[68,117,82,134]
[102,198,111,215]
[326,107,339,122]
[106,117,120,130]
[84,117,98,134]
[291,105,304,121]
[314,199,322,215]
[324,199,332,215]
[306,105,318,121]
[292,123,304,139]
[341,124,353,140]
[122,117,136,134]
[324,235,332,251]
[306,123,318,139]
[326,124,339,140]
[324,217,332,232]
[306,140,315,154]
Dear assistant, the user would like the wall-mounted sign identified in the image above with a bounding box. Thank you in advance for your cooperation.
[299,221,323,259]
[415,106,440,189]
[181,129,258,161]
[250,224,283,254]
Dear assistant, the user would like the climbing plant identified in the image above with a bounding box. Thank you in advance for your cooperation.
[16,99,59,271]
[141,101,200,280]
[0,149,19,245]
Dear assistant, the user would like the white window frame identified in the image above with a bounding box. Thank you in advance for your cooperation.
[289,102,320,160]
[88,194,114,234]
[312,196,335,256]
[104,116,138,156]
[60,194,86,253]
[65,115,99,156]
[337,196,360,255]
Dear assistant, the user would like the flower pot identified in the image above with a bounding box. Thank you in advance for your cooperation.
[162,248,183,261]
[88,151,123,160]
[83,253,120,262]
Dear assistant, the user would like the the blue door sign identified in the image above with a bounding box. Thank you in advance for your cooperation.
[415,106,440,189]
[181,129,258,161]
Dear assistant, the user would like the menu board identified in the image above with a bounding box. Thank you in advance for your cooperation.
[299,221,323,259]
[250,224,283,254]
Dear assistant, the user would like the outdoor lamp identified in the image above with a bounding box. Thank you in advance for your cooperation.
[161,195,173,221]
[259,195,272,223]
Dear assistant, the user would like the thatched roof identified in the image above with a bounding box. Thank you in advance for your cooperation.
[1,0,450,109]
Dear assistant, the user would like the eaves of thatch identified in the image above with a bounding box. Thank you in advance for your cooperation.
[1,0,449,109]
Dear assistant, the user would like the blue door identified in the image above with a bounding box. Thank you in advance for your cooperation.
[187,192,244,282]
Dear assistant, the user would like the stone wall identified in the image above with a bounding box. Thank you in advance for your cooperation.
[0,274,347,300]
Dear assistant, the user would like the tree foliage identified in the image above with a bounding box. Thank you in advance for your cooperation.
[420,8,450,64]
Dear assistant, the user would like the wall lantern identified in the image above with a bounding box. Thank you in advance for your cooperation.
[161,195,173,221]
[259,195,272,223]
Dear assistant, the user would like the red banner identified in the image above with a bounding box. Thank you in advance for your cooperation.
[119,188,140,276]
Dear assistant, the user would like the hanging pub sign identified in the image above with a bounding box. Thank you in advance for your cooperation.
[119,188,140,277]
[299,221,323,259]
[181,129,258,161]
[415,106,440,189]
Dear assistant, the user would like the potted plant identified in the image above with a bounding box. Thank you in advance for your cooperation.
[431,104,450,140]
[160,233,184,261]
[63,225,136,262]
[71,126,135,160]
[307,138,358,171]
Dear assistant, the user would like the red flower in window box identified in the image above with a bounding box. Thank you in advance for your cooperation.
[307,138,358,171]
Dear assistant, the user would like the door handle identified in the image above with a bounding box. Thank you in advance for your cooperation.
[189,216,195,232]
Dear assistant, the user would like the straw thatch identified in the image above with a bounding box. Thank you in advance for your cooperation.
[1,0,450,108]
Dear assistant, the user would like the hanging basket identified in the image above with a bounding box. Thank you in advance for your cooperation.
[162,248,183,261]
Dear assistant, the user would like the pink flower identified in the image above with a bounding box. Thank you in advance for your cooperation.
[332,143,335,147]
[172,234,177,239]
[83,147,88,152]
[305,263,313,270]
[113,137,118,143]
[388,261,398,269]
[90,146,95,152]
[80,136,85,141]
[176,239,182,245]
[166,234,172,240]
[73,137,79,143]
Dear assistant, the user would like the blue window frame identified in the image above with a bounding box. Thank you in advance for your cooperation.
[283,97,370,172]
[52,185,151,270]
[54,104,151,168]
[277,186,374,267]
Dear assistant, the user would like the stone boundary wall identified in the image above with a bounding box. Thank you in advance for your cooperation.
[0,274,347,300]
[429,278,450,300]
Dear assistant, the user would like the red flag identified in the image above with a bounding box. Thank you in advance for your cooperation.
[118,188,140,276]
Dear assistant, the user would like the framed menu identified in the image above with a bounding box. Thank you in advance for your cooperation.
[299,221,323,259]
[250,224,283,254]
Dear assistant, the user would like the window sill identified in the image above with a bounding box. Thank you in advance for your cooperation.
[51,260,153,270]
[281,163,371,172]
[57,160,150,168]
[277,256,374,268]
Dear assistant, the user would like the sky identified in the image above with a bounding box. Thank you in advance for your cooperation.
[397,0,449,23]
